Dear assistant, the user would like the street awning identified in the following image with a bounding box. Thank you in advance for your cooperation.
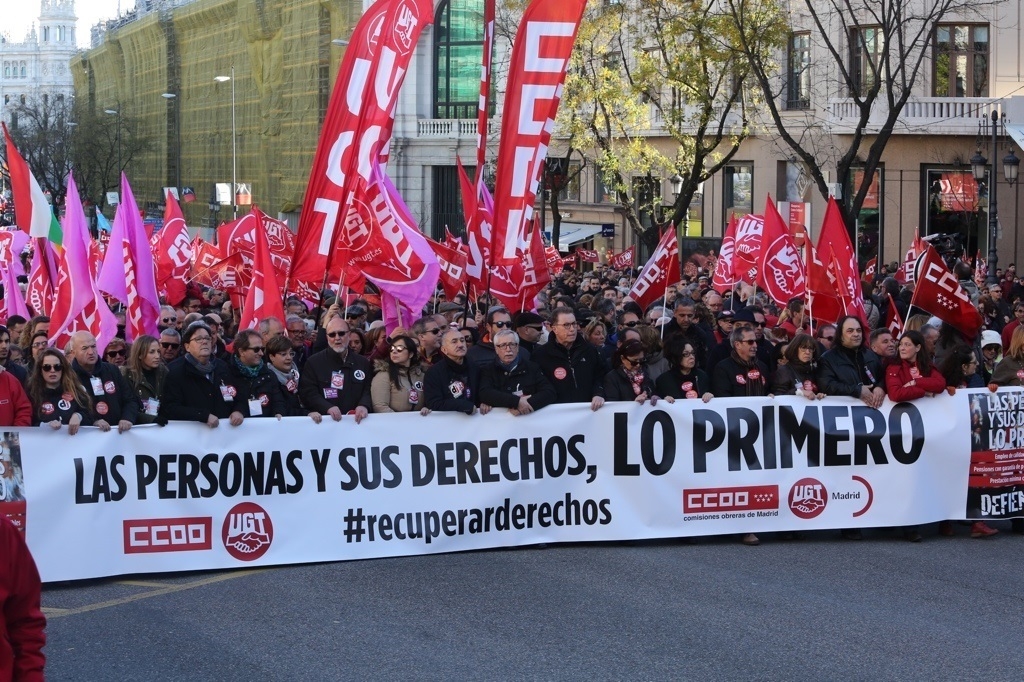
[545,223,603,251]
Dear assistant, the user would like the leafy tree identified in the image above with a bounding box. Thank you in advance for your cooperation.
[558,0,788,254]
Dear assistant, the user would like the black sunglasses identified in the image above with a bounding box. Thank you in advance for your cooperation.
[161,342,180,350]
[106,349,127,358]
[41,363,62,372]
[326,331,347,338]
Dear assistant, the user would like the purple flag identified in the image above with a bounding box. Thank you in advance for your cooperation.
[2,263,30,322]
[98,174,160,342]
[368,163,440,332]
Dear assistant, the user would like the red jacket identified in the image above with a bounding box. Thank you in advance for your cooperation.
[884,359,946,401]
[0,517,46,681]
[0,370,31,427]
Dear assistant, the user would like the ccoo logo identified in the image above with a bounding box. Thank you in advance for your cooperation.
[222,502,274,561]
[788,478,827,519]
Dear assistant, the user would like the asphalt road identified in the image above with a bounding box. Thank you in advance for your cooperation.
[42,524,1023,681]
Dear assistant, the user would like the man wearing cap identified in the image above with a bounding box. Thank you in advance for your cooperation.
[514,312,545,356]
[299,316,372,423]
[345,305,368,331]
[713,310,735,344]
[980,330,1002,383]
[438,302,463,324]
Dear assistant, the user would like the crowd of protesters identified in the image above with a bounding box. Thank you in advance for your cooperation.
[1,257,1023,547]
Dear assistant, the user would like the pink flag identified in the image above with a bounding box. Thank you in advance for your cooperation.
[49,174,119,353]
[0,230,30,277]
[26,238,58,316]
[98,174,161,342]
[2,264,30,324]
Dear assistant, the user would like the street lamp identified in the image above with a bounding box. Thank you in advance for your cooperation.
[971,109,1020,285]
[662,173,684,232]
[104,108,121,177]
[214,67,237,219]
[161,93,182,200]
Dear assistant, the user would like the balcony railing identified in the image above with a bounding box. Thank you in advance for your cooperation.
[416,119,478,139]
[826,97,998,135]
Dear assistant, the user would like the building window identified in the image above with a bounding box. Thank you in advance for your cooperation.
[20,62,26,78]
[434,0,485,119]
[934,25,988,97]
[3,64,9,78]
[848,168,883,267]
[723,164,753,224]
[787,32,811,109]
[925,168,982,256]
[432,165,471,240]
[850,27,884,95]
[43,94,48,106]
[43,27,49,42]
[58,26,65,42]
[595,173,615,204]
[19,94,25,105]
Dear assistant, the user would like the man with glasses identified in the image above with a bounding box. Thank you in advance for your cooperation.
[161,322,242,427]
[531,306,608,411]
[69,331,141,433]
[0,326,27,386]
[815,323,837,353]
[412,316,444,365]
[345,305,368,331]
[424,328,478,414]
[226,330,286,419]
[467,308,527,377]
[712,326,770,398]
[478,329,555,415]
[513,311,545,356]
[159,329,182,364]
[299,316,372,423]
[285,314,311,369]
[158,306,178,332]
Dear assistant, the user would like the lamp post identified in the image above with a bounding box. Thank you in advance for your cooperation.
[662,173,684,232]
[161,93,182,200]
[214,67,236,219]
[971,110,1020,285]
[104,108,121,178]
[208,189,221,241]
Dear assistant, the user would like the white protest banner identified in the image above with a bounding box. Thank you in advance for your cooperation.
[2,390,1015,583]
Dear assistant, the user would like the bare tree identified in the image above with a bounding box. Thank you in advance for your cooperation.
[726,0,999,235]
[3,96,76,207]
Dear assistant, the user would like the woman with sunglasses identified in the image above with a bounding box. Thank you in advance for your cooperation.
[655,336,712,402]
[603,339,668,404]
[371,335,428,414]
[103,337,128,368]
[26,349,93,434]
[122,335,167,424]
[226,330,286,419]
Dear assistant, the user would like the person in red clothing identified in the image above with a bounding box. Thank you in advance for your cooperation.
[885,330,946,402]
[0,368,32,427]
[0,515,46,681]
[1000,301,1024,352]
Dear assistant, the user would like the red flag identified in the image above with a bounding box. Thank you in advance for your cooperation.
[26,238,57,315]
[627,228,680,311]
[828,245,870,332]
[895,228,925,284]
[910,245,982,340]
[610,246,635,270]
[154,190,192,305]
[473,0,496,180]
[886,294,904,337]
[520,219,551,305]
[427,236,468,301]
[545,246,564,276]
[712,215,738,293]
[731,213,763,283]
[490,0,587,266]
[576,248,599,263]
[756,197,806,306]
[805,241,842,325]
[219,207,294,283]
[444,227,466,254]
[862,256,877,282]
[808,197,865,324]
[289,0,433,289]
[237,219,286,331]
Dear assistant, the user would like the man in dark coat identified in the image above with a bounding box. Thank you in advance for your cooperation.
[424,328,477,414]
[478,329,556,415]
[299,316,373,422]
[70,331,142,433]
[531,306,608,410]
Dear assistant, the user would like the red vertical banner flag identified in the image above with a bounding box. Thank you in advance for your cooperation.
[427,236,469,301]
[520,218,551,306]
[610,246,635,270]
[238,219,286,331]
[289,0,433,292]
[474,0,495,180]
[627,228,680,311]
[490,0,587,266]
[910,246,983,340]
[808,197,863,323]
[712,215,738,294]
[756,197,806,306]
[153,190,193,305]
[895,228,926,284]
[886,294,905,337]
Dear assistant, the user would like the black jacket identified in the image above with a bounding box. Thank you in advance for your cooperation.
[270,368,307,416]
[299,347,373,414]
[160,355,240,423]
[770,361,818,396]
[72,359,142,424]
[817,345,882,398]
[603,366,657,402]
[2,360,27,387]
[33,386,94,426]
[712,354,770,397]
[530,336,610,404]
[662,321,715,368]
[424,355,475,413]
[226,360,288,418]
[122,365,168,424]
[478,359,556,411]
[655,367,711,400]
